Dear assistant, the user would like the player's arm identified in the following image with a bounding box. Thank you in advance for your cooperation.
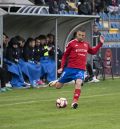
[58,43,72,73]
[88,35,104,54]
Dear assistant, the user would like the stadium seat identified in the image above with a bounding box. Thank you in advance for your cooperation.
[115,14,119,20]
[112,34,117,41]
[110,14,116,20]
[116,33,120,40]
[105,34,109,42]
[111,23,115,28]
[99,12,108,20]
[96,22,104,29]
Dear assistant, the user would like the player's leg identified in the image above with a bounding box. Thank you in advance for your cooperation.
[49,80,64,89]
[71,78,83,109]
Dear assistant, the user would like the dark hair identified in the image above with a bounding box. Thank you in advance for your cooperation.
[15,35,25,42]
[35,37,40,41]
[8,37,18,47]
[47,33,54,38]
[3,32,9,38]
[39,35,46,40]
[77,29,86,33]
[24,37,35,47]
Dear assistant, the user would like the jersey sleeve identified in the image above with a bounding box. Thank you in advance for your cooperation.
[61,42,72,69]
[88,42,103,55]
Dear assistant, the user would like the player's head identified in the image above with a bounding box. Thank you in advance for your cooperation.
[76,29,86,42]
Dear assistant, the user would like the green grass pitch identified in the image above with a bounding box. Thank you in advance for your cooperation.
[0,79,120,129]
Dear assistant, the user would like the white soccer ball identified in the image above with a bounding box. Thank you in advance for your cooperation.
[56,98,68,108]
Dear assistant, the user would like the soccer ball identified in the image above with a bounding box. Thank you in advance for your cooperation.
[56,98,68,108]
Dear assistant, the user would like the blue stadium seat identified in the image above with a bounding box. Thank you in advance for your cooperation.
[105,33,109,41]
[115,14,119,20]
[118,15,120,19]
[116,34,120,40]
[111,23,115,28]
[115,34,119,41]
[109,14,116,20]
[112,34,117,41]
[103,34,108,42]
[111,23,120,29]
[103,13,108,20]
[108,34,113,41]
[96,22,104,29]
[99,12,108,20]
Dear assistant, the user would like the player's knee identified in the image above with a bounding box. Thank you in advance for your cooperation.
[76,79,82,83]
[76,79,83,86]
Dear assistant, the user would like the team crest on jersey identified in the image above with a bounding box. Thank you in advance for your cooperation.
[75,44,78,47]
[84,44,88,47]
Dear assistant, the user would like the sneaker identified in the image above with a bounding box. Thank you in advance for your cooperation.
[89,76,100,83]
[48,80,58,87]
[89,78,100,83]
[36,80,45,85]
[93,78,100,82]
[0,88,7,92]
[71,102,78,109]
[24,82,31,86]
[6,82,12,88]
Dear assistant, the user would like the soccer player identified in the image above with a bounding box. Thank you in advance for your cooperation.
[49,29,104,109]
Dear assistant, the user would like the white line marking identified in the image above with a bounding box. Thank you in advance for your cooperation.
[0,92,120,107]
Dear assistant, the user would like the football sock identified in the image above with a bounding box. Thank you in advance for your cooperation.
[73,89,81,103]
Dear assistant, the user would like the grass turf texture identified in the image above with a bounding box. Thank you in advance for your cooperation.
[0,79,120,129]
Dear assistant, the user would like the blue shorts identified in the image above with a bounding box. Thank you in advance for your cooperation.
[58,67,85,83]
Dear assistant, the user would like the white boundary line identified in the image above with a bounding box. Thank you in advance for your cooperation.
[0,92,120,107]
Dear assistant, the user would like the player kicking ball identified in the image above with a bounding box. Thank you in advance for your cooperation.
[49,29,104,109]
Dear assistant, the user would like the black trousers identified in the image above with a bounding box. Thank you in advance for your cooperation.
[0,67,7,88]
[86,63,94,77]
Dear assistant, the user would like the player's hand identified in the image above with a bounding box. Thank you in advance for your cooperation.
[58,68,63,74]
[100,35,105,44]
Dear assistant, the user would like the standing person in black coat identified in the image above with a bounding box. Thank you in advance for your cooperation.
[93,24,101,46]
